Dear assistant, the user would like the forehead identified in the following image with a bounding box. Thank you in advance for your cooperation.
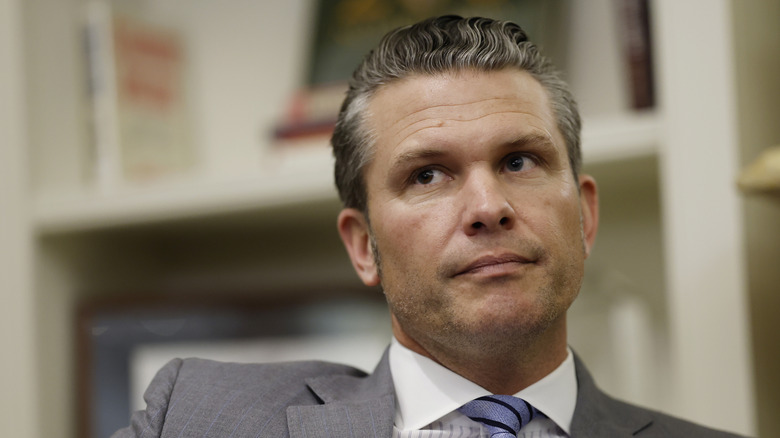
[371,68,551,111]
[364,68,560,159]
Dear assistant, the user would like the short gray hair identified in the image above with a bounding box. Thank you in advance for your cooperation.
[331,15,581,212]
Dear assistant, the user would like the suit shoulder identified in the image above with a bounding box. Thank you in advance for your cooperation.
[648,406,747,438]
[175,357,368,390]
[573,354,748,437]
[606,395,747,437]
[117,358,369,437]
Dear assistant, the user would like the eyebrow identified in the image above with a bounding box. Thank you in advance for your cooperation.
[393,132,555,162]
[506,132,556,149]
[391,148,448,169]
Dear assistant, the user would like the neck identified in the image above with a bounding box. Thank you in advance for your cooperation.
[392,315,569,394]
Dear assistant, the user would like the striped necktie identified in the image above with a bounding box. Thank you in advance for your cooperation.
[458,395,540,437]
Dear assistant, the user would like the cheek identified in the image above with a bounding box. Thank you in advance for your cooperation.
[533,192,583,243]
[376,201,456,267]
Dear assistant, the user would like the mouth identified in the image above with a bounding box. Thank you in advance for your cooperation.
[454,253,535,278]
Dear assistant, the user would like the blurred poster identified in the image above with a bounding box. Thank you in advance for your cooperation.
[307,0,570,85]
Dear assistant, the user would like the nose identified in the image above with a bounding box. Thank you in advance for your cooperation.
[461,171,516,235]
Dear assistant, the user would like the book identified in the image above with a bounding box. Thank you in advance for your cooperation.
[271,83,347,145]
[616,0,655,110]
[84,1,194,189]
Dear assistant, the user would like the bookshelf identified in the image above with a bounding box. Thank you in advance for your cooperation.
[4,0,777,437]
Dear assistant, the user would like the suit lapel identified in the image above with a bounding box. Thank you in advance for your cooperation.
[287,349,396,438]
[570,353,654,437]
[286,347,657,437]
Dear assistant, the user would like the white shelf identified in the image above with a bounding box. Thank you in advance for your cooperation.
[32,112,660,235]
[581,110,659,163]
[32,146,338,235]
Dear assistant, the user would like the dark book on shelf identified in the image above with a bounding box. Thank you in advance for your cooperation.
[271,83,347,144]
[616,0,655,109]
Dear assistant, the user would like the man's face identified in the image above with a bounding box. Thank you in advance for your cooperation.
[338,69,598,358]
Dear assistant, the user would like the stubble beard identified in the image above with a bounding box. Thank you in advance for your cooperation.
[367,209,586,370]
[389,276,571,365]
[372,238,583,366]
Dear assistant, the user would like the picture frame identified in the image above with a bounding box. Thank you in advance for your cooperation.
[306,0,570,85]
[75,290,389,438]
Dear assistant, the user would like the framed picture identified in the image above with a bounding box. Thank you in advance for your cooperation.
[76,290,389,438]
[306,0,570,85]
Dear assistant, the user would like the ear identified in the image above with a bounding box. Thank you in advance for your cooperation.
[337,208,380,286]
[578,174,599,258]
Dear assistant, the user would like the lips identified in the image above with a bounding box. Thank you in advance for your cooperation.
[454,253,534,277]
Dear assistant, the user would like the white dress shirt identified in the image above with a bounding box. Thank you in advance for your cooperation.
[388,338,577,437]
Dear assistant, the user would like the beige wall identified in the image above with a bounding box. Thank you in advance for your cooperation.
[0,0,37,436]
[732,1,780,437]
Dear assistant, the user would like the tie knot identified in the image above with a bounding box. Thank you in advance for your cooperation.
[458,395,539,437]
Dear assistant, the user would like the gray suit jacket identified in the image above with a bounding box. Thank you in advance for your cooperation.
[112,350,744,437]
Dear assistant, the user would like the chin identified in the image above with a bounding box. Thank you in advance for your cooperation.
[485,293,566,331]
[474,289,555,319]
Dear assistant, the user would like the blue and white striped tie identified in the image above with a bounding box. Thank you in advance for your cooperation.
[458,395,540,437]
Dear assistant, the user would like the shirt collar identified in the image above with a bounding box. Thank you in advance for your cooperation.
[388,338,577,434]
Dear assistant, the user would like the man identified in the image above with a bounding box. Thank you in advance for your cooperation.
[113,16,743,438]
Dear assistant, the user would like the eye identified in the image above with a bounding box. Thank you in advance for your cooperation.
[414,168,446,185]
[504,154,537,172]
